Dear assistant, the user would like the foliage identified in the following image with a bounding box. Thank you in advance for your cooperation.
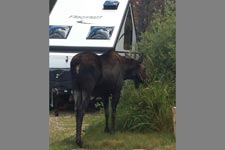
[116,0,176,132]
[138,0,176,82]
[117,81,175,132]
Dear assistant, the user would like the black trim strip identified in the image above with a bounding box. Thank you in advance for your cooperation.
[49,46,114,53]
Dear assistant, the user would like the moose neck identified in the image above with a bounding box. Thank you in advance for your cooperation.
[122,58,138,80]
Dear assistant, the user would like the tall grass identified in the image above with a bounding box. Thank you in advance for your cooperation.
[117,81,175,132]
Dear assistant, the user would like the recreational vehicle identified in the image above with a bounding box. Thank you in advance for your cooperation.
[49,0,137,110]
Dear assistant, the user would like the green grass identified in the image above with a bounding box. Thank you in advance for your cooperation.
[49,111,176,150]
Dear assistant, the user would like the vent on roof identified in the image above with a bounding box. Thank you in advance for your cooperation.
[87,26,114,40]
[103,1,119,10]
[49,25,72,39]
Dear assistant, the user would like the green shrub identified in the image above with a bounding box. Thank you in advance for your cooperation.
[138,0,176,82]
[116,0,176,133]
[117,81,175,132]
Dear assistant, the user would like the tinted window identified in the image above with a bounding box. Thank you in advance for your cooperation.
[87,26,114,40]
[49,26,72,39]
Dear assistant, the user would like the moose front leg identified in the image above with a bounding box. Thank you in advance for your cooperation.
[111,92,121,133]
[103,96,110,132]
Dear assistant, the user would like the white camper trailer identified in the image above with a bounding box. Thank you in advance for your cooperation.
[49,0,137,108]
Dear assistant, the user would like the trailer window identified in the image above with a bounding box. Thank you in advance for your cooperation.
[124,8,133,50]
[87,26,114,40]
[49,25,72,39]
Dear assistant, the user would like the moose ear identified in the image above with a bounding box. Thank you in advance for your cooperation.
[138,53,144,64]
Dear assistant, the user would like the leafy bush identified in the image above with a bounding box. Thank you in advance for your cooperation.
[117,81,175,132]
[138,0,176,82]
[116,0,176,133]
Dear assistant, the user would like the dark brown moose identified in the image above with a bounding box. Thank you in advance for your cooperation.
[70,50,148,147]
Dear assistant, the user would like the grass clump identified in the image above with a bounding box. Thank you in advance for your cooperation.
[117,81,175,133]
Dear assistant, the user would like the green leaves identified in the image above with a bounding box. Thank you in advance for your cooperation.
[138,0,176,82]
[117,81,175,132]
[116,0,176,133]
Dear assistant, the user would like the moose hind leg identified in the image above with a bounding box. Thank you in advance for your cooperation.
[75,108,84,147]
[73,90,83,147]
[75,90,91,147]
[73,90,81,112]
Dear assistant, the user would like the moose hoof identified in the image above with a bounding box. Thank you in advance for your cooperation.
[110,129,115,134]
[104,128,110,133]
[76,139,83,148]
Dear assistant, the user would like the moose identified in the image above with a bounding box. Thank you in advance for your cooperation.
[70,49,148,147]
